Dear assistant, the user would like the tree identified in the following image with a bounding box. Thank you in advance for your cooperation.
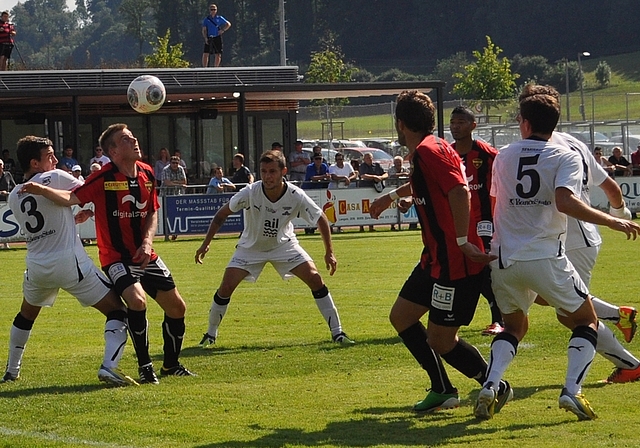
[595,60,612,88]
[119,0,155,60]
[431,52,470,100]
[453,36,519,114]
[145,30,190,68]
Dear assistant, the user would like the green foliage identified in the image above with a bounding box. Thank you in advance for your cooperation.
[0,229,639,447]
[453,36,519,113]
[119,0,155,59]
[144,29,190,68]
[595,60,612,88]
[431,52,470,100]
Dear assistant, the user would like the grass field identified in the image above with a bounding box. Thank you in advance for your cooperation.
[0,228,639,447]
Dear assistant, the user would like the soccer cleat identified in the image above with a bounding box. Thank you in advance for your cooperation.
[98,365,139,387]
[160,364,196,377]
[0,371,18,383]
[332,332,355,345]
[558,388,597,421]
[199,333,216,348]
[603,364,640,384]
[138,364,159,385]
[616,306,637,343]
[495,381,514,413]
[413,389,460,413]
[474,384,498,420]
[482,322,504,336]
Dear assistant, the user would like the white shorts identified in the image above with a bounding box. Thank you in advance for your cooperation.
[228,241,313,282]
[491,256,589,315]
[23,250,112,308]
[565,245,599,288]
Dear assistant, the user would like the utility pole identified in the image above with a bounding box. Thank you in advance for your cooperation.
[279,0,286,66]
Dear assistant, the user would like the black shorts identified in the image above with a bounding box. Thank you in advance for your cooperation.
[399,262,483,327]
[0,43,13,58]
[104,257,176,299]
[204,36,223,54]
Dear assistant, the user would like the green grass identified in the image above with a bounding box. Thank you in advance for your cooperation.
[0,228,639,447]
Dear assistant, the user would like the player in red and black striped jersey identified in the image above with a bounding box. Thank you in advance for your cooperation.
[369,91,510,414]
[0,11,16,71]
[22,124,194,383]
[450,106,504,336]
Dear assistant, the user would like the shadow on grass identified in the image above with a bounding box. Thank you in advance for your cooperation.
[0,383,107,399]
[193,407,565,448]
[178,336,401,358]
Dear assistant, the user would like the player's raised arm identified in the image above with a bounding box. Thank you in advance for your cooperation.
[195,202,234,264]
[21,182,81,207]
[369,181,412,219]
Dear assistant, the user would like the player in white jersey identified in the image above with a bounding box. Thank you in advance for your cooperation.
[475,85,640,421]
[2,136,136,387]
[542,132,640,383]
[194,149,353,346]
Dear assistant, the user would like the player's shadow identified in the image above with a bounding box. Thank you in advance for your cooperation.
[192,405,566,448]
[0,383,110,399]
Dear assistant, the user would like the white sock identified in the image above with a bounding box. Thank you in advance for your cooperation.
[207,297,229,338]
[565,330,597,395]
[7,326,30,376]
[596,321,639,369]
[314,291,342,336]
[103,319,128,369]
[591,297,620,322]
[485,338,517,387]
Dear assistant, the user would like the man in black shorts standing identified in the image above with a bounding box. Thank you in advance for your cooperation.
[370,90,511,414]
[201,3,231,67]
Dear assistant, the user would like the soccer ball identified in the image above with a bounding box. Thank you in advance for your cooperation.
[127,75,166,114]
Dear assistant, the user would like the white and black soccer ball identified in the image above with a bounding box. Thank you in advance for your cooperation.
[127,75,166,114]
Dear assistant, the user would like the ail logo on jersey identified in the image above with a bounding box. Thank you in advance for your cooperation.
[472,158,483,169]
[105,181,129,191]
[263,218,279,238]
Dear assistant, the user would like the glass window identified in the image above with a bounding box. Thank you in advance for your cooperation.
[202,117,224,178]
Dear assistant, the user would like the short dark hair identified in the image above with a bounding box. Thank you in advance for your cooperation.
[233,153,245,163]
[271,141,283,149]
[99,123,128,156]
[16,136,53,173]
[395,90,436,134]
[518,84,560,135]
[450,106,476,122]
[260,149,286,169]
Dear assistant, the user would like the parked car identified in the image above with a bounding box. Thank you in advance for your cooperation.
[301,148,339,164]
[317,139,366,150]
[360,138,395,152]
[340,147,394,171]
[568,131,617,153]
[610,135,640,153]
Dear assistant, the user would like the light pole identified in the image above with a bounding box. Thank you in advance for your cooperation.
[564,58,570,121]
[578,51,590,121]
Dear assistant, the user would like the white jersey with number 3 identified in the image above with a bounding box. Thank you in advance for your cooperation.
[8,169,84,262]
[490,138,583,268]
[228,181,323,252]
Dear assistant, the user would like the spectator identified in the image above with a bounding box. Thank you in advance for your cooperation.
[593,147,614,176]
[162,156,187,196]
[359,152,388,231]
[288,140,310,183]
[631,144,640,175]
[328,153,356,189]
[350,158,360,175]
[57,145,78,173]
[174,150,188,174]
[271,142,283,150]
[206,166,235,194]
[90,162,102,174]
[202,3,231,67]
[0,11,16,71]
[312,145,326,163]
[71,165,84,182]
[2,149,16,176]
[0,158,15,201]
[608,146,632,177]
[230,153,254,189]
[154,148,170,186]
[387,155,409,184]
[89,146,110,167]
[303,153,330,189]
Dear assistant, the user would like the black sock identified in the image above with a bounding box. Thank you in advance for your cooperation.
[162,315,185,369]
[441,338,488,385]
[398,322,455,394]
[127,309,151,367]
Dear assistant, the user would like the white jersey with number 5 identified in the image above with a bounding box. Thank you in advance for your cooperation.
[490,138,583,268]
[8,169,83,262]
[228,181,323,252]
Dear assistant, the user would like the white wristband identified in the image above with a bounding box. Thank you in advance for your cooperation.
[456,236,468,246]
[388,189,400,201]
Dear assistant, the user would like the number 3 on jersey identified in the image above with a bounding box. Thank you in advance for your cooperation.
[20,196,45,233]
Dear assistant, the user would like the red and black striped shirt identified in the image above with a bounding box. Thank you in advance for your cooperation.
[74,161,159,267]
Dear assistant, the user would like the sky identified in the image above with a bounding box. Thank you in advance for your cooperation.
[0,0,75,15]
